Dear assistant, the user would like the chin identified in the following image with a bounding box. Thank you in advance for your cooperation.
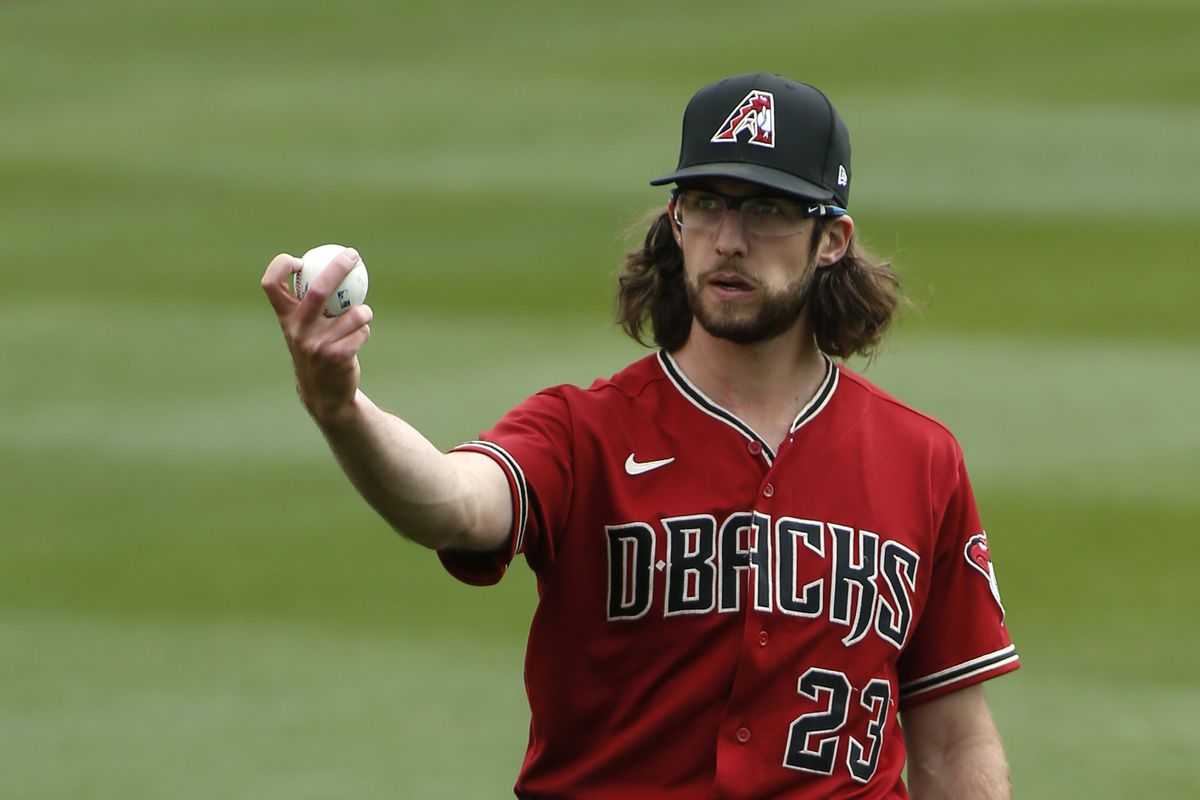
[695,316,772,345]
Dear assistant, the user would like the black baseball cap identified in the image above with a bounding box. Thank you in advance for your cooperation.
[650,73,852,208]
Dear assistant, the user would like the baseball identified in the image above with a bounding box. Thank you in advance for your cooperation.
[295,243,369,317]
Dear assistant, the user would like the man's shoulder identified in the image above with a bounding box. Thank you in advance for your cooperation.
[835,364,963,456]
[542,350,667,405]
[496,352,674,449]
[510,352,667,428]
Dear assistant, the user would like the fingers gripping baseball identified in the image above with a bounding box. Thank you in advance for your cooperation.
[261,250,374,424]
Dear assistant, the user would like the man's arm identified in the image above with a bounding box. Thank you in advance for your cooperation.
[261,249,511,553]
[902,684,1011,800]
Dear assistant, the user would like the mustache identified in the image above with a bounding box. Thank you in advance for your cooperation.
[700,260,759,284]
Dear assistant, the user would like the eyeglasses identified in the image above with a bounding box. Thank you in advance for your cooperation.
[671,189,846,239]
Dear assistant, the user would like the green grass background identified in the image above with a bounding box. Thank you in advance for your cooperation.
[3,0,1198,796]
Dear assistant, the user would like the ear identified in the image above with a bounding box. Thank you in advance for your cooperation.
[667,201,683,246]
[815,215,854,267]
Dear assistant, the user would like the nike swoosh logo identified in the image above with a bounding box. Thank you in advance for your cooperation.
[625,453,675,475]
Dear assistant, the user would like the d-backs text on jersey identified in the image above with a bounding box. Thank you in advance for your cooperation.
[606,512,920,650]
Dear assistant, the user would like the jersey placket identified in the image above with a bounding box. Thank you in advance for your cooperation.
[658,350,843,797]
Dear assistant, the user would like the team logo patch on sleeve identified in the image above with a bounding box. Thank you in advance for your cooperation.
[711,90,775,148]
[965,533,1006,622]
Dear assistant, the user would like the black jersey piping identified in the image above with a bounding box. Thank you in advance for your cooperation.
[657,350,839,465]
[899,644,1020,701]
[457,440,528,554]
[791,356,838,433]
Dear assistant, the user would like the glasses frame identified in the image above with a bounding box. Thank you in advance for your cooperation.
[670,188,846,238]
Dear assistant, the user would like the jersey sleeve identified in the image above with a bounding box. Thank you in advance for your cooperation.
[897,453,1019,707]
[437,388,573,585]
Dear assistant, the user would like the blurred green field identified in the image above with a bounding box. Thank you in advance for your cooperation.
[2,0,1198,797]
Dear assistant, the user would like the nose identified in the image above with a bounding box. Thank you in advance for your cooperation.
[714,208,748,258]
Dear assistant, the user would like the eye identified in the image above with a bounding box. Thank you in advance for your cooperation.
[744,199,785,217]
[746,198,804,221]
[690,193,724,212]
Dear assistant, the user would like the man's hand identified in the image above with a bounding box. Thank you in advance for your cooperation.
[261,248,374,425]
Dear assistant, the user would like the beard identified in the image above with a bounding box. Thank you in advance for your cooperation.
[684,263,815,345]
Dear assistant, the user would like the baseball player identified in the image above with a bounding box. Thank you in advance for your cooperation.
[262,73,1019,799]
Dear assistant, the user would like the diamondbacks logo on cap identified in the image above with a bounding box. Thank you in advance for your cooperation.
[965,533,1006,622]
[711,90,774,148]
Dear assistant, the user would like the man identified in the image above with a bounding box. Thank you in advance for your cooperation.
[262,73,1019,799]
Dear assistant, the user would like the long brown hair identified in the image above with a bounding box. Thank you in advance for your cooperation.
[616,210,904,359]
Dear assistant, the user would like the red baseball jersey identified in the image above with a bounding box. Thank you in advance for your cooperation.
[440,351,1018,799]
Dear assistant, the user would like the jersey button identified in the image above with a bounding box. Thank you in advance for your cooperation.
[747,441,762,456]
[763,483,775,498]
[735,727,752,744]
[758,631,769,647]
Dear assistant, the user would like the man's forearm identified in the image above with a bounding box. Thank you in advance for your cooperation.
[315,390,510,552]
[907,732,1011,799]
[261,250,512,554]
[903,686,1012,800]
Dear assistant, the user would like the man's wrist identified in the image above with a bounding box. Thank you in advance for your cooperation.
[308,388,370,433]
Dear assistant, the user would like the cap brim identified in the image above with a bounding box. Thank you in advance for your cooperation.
[649,162,834,202]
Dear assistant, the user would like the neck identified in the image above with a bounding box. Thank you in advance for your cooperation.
[670,319,828,450]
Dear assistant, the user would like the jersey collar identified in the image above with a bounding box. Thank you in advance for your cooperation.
[657,349,839,465]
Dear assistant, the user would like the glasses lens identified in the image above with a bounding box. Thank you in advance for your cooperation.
[740,197,806,237]
[675,191,807,238]
[675,191,725,231]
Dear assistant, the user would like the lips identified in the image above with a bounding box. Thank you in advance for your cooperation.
[708,272,754,293]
